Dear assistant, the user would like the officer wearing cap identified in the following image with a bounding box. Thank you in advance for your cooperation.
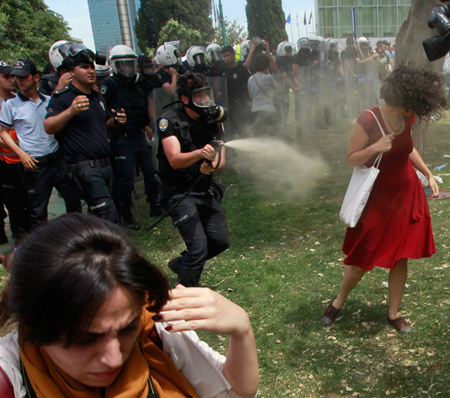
[0,61,31,241]
[0,59,81,229]
[157,72,230,287]
[100,45,163,231]
[44,44,126,224]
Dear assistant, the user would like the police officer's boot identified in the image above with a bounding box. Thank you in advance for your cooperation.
[121,209,141,231]
[0,221,8,245]
[149,202,164,217]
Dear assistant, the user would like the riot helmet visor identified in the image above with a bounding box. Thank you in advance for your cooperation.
[191,86,215,108]
[115,59,137,78]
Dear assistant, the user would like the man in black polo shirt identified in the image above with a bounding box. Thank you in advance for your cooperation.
[44,44,126,224]
[218,45,251,138]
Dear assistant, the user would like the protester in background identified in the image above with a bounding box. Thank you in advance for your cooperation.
[248,53,278,136]
[323,63,446,334]
[0,213,259,398]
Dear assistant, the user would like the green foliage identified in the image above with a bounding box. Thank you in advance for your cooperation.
[246,0,288,48]
[158,19,203,54]
[0,0,72,71]
[135,0,213,51]
[211,18,247,47]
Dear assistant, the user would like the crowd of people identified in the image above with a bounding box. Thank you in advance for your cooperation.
[0,33,446,397]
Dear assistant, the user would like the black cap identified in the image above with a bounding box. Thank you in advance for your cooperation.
[11,59,38,77]
[0,61,13,75]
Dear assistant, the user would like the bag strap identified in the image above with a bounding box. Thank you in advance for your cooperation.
[252,74,274,104]
[365,109,386,169]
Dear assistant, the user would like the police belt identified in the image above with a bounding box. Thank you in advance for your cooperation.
[33,149,62,165]
[115,130,143,138]
[66,157,110,172]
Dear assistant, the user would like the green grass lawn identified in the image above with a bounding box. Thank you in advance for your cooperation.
[2,112,450,397]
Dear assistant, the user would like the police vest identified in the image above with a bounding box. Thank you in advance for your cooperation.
[101,75,150,136]
[157,108,223,195]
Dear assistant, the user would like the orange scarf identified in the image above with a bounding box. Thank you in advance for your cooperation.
[20,309,200,398]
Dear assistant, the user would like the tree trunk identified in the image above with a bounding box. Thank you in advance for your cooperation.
[395,0,445,157]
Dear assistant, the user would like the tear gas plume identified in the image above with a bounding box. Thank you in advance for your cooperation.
[225,138,329,197]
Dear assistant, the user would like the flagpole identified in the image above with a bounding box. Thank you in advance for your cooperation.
[218,0,226,46]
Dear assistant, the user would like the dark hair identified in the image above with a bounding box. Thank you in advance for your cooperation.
[222,46,235,55]
[176,71,207,98]
[0,213,170,347]
[380,62,447,118]
[43,63,55,75]
[253,53,271,72]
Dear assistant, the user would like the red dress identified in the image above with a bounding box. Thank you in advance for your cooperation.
[342,107,436,270]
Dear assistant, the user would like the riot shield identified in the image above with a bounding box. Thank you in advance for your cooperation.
[206,76,228,111]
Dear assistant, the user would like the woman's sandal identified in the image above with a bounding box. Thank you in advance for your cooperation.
[323,296,341,325]
[387,315,412,334]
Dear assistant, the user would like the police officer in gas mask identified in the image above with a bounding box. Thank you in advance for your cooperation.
[157,72,230,287]
[100,45,163,231]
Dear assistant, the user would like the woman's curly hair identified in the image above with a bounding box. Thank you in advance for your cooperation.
[380,62,447,119]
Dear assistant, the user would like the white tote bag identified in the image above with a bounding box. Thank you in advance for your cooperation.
[339,110,386,228]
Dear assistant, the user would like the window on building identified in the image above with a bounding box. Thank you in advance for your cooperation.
[358,0,376,5]
[398,6,410,23]
[318,0,337,6]
[339,0,356,6]
[357,6,377,36]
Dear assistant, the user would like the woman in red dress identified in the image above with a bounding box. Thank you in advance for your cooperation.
[323,64,446,333]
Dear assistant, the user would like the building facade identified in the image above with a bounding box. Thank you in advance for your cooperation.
[315,0,412,41]
[87,0,141,54]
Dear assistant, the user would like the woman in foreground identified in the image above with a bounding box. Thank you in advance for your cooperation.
[0,213,259,397]
[323,63,446,334]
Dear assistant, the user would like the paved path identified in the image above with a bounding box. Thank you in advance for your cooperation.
[1,189,68,255]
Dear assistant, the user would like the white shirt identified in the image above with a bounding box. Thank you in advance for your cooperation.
[0,325,255,398]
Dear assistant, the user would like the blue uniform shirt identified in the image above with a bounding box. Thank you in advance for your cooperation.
[0,92,59,157]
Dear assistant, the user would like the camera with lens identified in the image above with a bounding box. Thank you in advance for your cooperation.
[423,3,450,61]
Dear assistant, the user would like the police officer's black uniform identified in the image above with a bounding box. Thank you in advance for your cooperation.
[46,83,119,224]
[218,61,251,138]
[157,107,231,287]
[100,74,162,226]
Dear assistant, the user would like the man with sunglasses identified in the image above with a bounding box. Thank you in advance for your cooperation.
[44,44,126,224]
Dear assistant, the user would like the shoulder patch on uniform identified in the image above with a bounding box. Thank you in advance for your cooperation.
[101,86,107,95]
[159,118,168,131]
[53,86,70,96]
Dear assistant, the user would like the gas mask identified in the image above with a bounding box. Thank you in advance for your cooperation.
[187,86,228,124]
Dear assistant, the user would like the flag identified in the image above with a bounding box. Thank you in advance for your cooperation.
[286,13,291,23]
[303,11,307,25]
[309,10,313,25]
[296,13,299,26]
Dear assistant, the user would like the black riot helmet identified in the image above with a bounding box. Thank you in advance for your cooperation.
[61,43,107,71]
